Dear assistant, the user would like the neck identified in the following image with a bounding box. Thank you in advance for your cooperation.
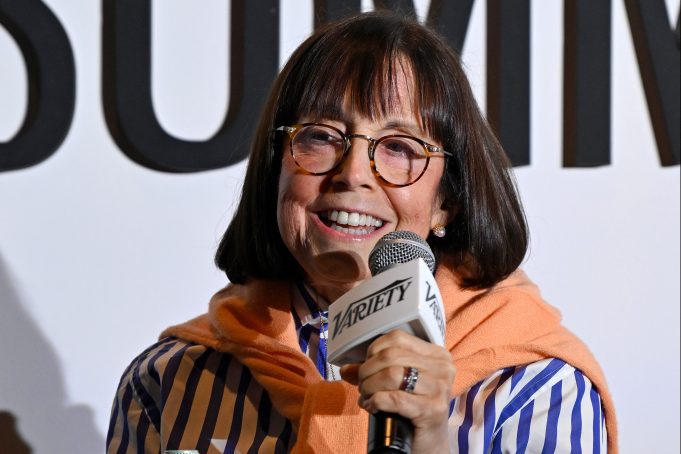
[302,281,334,310]
[305,279,362,305]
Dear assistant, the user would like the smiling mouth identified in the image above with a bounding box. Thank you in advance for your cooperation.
[319,210,385,235]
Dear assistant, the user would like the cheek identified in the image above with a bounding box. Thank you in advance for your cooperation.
[393,190,436,216]
[388,174,445,237]
[277,184,300,245]
[276,167,316,246]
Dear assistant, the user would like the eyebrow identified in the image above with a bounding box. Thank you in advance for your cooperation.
[343,118,423,134]
[382,120,422,134]
[314,115,425,138]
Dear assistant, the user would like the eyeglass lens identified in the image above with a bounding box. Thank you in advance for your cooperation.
[290,124,429,186]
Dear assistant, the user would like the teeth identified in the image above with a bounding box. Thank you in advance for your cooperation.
[326,210,384,228]
[332,225,370,235]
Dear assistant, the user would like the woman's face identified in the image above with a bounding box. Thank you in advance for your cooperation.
[276,75,450,301]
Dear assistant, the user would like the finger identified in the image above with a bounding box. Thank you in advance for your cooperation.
[358,346,453,384]
[339,363,360,385]
[359,365,435,398]
[367,329,438,358]
[360,390,451,424]
[358,346,418,381]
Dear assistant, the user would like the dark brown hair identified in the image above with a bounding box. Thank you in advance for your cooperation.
[215,12,528,289]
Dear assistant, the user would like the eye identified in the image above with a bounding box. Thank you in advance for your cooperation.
[297,125,343,147]
[378,137,424,158]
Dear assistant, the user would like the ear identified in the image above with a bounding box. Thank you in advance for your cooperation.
[431,196,457,229]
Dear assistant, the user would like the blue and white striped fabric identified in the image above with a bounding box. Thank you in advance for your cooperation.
[449,358,607,453]
[291,282,340,381]
[107,283,607,453]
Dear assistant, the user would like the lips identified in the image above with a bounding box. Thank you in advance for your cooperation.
[319,209,384,235]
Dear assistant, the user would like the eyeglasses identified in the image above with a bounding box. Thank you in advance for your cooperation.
[274,123,452,187]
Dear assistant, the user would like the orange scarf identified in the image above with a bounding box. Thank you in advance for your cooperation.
[162,266,617,453]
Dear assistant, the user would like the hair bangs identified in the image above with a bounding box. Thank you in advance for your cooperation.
[276,15,449,139]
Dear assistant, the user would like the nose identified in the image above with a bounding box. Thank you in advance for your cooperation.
[330,136,377,189]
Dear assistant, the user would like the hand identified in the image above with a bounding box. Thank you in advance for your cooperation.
[340,330,456,453]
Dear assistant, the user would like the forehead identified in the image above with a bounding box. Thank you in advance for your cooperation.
[346,62,416,115]
[307,60,424,129]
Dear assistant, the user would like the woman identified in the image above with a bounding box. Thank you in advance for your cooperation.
[107,12,616,453]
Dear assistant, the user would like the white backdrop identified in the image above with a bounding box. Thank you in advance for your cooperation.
[0,1,679,452]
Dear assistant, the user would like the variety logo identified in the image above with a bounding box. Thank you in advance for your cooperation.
[331,278,412,340]
[425,281,445,339]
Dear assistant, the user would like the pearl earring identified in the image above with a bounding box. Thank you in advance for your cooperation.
[432,224,446,238]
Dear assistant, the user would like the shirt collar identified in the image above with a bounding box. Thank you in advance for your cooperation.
[291,281,330,330]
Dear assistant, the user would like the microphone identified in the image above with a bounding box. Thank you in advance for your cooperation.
[327,231,446,454]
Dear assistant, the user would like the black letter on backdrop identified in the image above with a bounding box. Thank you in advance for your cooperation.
[563,0,612,167]
[624,0,680,166]
[102,0,279,172]
[487,0,531,166]
[314,0,422,27]
[314,0,360,28]
[314,0,475,52]
[0,0,75,172]
[427,0,475,53]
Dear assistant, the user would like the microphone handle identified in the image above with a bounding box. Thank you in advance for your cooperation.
[368,411,414,453]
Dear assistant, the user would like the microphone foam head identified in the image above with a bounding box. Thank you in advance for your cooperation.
[369,231,436,275]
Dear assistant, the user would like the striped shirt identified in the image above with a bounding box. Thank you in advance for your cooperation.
[107,284,607,453]
[449,359,607,453]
